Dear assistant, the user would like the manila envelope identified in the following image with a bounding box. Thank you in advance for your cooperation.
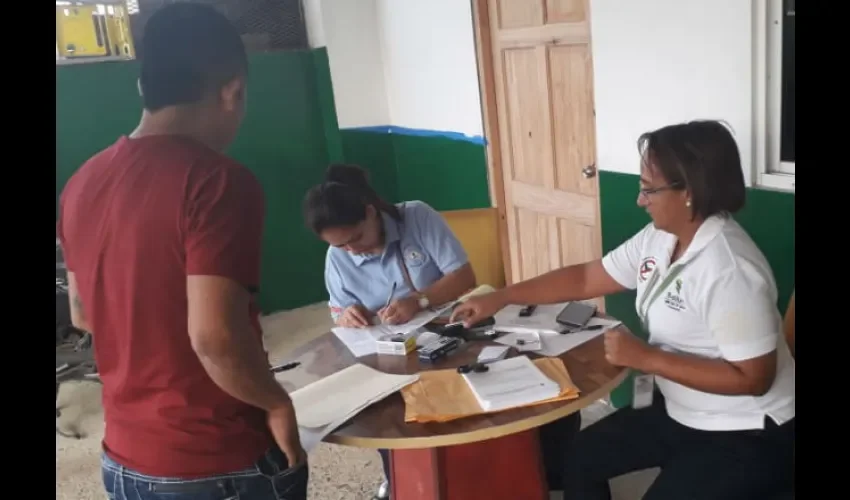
[400,357,581,424]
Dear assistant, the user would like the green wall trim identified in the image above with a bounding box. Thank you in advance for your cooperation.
[340,129,399,204]
[227,51,331,312]
[393,134,490,211]
[56,61,141,209]
[57,50,335,314]
[599,170,795,408]
[339,128,491,211]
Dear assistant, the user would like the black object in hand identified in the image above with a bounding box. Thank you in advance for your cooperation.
[518,305,537,317]
[436,317,496,339]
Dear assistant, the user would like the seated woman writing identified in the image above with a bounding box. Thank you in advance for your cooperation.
[302,163,580,498]
[304,163,475,328]
[452,120,796,500]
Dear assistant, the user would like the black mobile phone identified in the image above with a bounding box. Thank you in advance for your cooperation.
[555,302,597,329]
[436,322,466,337]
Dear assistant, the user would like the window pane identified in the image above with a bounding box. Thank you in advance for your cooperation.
[780,0,795,163]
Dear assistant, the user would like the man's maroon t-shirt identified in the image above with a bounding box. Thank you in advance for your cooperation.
[57,135,273,478]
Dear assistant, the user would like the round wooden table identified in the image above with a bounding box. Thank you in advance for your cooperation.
[282,324,629,500]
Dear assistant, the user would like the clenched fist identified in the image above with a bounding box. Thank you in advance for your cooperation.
[603,329,653,370]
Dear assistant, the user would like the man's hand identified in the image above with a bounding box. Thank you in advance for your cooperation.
[378,296,420,325]
[450,291,507,327]
[338,305,371,328]
[266,403,306,469]
[603,329,654,370]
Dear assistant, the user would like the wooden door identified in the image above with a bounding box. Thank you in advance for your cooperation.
[474,0,603,309]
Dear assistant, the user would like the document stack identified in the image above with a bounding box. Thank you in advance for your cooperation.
[460,356,561,412]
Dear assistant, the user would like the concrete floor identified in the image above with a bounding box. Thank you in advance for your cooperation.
[56,302,657,499]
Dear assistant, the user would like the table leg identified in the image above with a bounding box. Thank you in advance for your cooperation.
[389,429,548,500]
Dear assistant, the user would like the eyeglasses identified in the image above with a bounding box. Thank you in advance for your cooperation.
[638,183,683,200]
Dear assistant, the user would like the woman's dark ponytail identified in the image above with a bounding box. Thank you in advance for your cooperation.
[303,164,400,234]
[323,164,401,220]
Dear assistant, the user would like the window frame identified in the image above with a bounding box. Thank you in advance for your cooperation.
[753,0,795,192]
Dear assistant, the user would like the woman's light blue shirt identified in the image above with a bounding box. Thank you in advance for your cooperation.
[324,200,468,319]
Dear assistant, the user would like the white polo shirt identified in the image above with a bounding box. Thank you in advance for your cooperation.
[601,215,795,431]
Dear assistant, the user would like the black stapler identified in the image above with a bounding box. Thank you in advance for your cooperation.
[434,316,498,341]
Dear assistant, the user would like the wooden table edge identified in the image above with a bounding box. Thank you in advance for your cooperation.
[325,367,630,449]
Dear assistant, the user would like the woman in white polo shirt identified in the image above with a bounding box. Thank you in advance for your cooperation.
[452,120,795,499]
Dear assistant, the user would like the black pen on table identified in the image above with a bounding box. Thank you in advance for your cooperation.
[270,361,301,373]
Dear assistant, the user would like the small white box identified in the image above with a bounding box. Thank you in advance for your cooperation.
[375,333,417,356]
[478,345,510,363]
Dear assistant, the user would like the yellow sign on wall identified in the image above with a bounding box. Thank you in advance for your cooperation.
[56,2,135,59]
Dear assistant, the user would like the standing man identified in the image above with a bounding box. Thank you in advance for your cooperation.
[56,3,308,499]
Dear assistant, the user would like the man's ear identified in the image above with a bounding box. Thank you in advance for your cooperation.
[219,77,245,113]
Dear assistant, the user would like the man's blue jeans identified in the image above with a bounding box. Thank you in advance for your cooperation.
[101,447,308,500]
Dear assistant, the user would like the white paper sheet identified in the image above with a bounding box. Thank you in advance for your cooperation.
[493,303,571,333]
[288,363,419,429]
[332,305,453,357]
[492,313,621,356]
[331,328,383,357]
[478,345,510,362]
[298,422,339,453]
[493,330,542,352]
[536,317,622,356]
[276,363,419,454]
[491,303,622,356]
[461,356,561,411]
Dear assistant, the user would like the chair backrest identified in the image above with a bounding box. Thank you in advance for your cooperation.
[784,291,795,359]
[441,208,506,289]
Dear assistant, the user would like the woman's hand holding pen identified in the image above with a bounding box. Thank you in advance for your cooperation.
[378,296,419,325]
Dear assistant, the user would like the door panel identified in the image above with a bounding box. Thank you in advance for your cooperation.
[478,0,602,307]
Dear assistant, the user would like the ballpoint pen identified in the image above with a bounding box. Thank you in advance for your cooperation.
[384,282,397,310]
[376,282,398,333]
[270,361,301,373]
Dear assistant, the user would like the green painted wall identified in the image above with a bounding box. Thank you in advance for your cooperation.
[340,130,399,205]
[599,170,796,407]
[394,135,490,211]
[56,62,140,206]
[56,50,337,313]
[339,130,491,211]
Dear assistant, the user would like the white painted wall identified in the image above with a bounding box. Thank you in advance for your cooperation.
[590,0,754,184]
[375,0,484,138]
[304,0,390,128]
[307,0,767,186]
[303,0,483,136]
[302,0,325,48]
